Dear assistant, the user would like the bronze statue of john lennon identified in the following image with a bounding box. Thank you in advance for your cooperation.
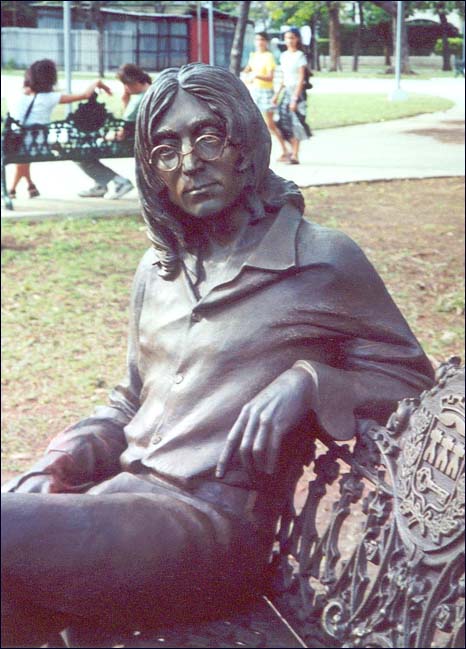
[1,63,434,647]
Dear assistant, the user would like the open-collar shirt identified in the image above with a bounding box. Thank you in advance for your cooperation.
[44,205,434,489]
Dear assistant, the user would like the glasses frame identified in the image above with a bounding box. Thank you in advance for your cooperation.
[149,133,229,173]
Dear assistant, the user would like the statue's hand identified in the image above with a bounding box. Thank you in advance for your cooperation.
[1,474,53,494]
[1,453,78,494]
[216,367,315,478]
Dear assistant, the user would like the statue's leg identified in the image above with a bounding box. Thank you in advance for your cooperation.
[1,588,71,648]
[1,477,264,647]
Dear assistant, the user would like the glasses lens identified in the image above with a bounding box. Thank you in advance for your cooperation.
[151,145,179,171]
[194,134,224,161]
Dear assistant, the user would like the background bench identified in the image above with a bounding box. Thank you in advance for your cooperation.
[48,357,464,649]
[1,94,135,211]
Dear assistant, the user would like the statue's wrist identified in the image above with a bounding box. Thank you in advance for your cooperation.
[290,361,318,404]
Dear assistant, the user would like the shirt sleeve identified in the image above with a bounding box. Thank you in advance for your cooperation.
[122,94,144,122]
[5,252,152,490]
[12,95,30,122]
[297,51,307,68]
[266,52,276,72]
[48,91,63,112]
[293,225,434,441]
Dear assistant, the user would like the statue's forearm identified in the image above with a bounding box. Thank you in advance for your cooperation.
[292,359,432,440]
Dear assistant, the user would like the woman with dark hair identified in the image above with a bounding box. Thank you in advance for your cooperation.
[9,58,111,199]
[273,27,311,164]
[1,63,433,648]
[76,63,152,199]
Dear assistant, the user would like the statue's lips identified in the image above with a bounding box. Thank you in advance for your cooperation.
[184,182,220,196]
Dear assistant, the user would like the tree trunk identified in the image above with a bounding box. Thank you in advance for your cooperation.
[90,3,106,78]
[352,1,364,72]
[384,25,392,67]
[372,0,411,73]
[327,1,342,72]
[229,0,251,76]
[310,14,320,71]
[388,14,410,73]
[398,10,411,74]
[97,24,105,77]
[439,10,452,71]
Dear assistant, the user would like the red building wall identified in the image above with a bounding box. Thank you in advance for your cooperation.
[189,17,211,64]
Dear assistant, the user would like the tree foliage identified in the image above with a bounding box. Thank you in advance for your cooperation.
[1,0,36,27]
[265,0,327,29]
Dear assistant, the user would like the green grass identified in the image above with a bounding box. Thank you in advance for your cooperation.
[307,92,454,129]
[313,68,459,80]
[2,91,454,133]
[1,216,147,472]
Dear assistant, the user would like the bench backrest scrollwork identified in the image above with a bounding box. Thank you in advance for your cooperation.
[2,94,135,166]
[270,358,465,649]
[1,94,136,209]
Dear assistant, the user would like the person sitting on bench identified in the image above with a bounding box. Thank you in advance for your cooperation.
[76,63,152,200]
[1,63,434,649]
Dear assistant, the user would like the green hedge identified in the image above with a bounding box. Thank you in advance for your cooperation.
[434,37,464,57]
[317,20,459,57]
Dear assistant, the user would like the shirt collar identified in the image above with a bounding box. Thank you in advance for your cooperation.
[241,203,301,272]
[152,203,302,278]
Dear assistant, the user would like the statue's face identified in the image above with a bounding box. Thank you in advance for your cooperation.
[151,89,244,219]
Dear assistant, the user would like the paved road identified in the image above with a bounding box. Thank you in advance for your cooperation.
[2,76,464,220]
[270,76,465,186]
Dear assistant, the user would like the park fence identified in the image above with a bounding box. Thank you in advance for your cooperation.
[1,27,188,72]
[1,27,447,73]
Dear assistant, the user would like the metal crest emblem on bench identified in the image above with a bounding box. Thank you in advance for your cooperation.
[314,359,465,648]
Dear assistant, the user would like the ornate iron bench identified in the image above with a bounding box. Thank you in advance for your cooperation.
[1,94,135,211]
[48,357,464,649]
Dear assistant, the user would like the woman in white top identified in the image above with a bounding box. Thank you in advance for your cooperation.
[9,59,111,199]
[272,28,311,165]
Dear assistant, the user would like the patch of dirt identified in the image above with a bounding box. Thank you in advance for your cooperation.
[440,120,465,126]
[1,236,34,251]
[404,123,465,144]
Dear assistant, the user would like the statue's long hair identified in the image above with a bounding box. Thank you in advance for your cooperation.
[135,63,304,280]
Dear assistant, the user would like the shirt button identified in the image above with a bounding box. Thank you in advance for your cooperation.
[152,435,162,444]
[174,374,184,384]
[191,312,202,323]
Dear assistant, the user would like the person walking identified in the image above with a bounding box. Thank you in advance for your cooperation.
[77,64,152,199]
[8,59,112,199]
[243,32,290,162]
[273,28,312,165]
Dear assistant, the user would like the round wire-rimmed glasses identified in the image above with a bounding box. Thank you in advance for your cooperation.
[149,134,228,172]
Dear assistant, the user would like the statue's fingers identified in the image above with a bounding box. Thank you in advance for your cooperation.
[239,411,260,475]
[215,411,247,478]
[265,426,284,475]
[252,416,272,473]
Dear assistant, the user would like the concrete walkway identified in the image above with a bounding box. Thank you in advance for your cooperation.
[2,76,464,221]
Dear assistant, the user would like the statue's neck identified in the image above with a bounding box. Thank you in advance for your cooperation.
[182,202,249,259]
